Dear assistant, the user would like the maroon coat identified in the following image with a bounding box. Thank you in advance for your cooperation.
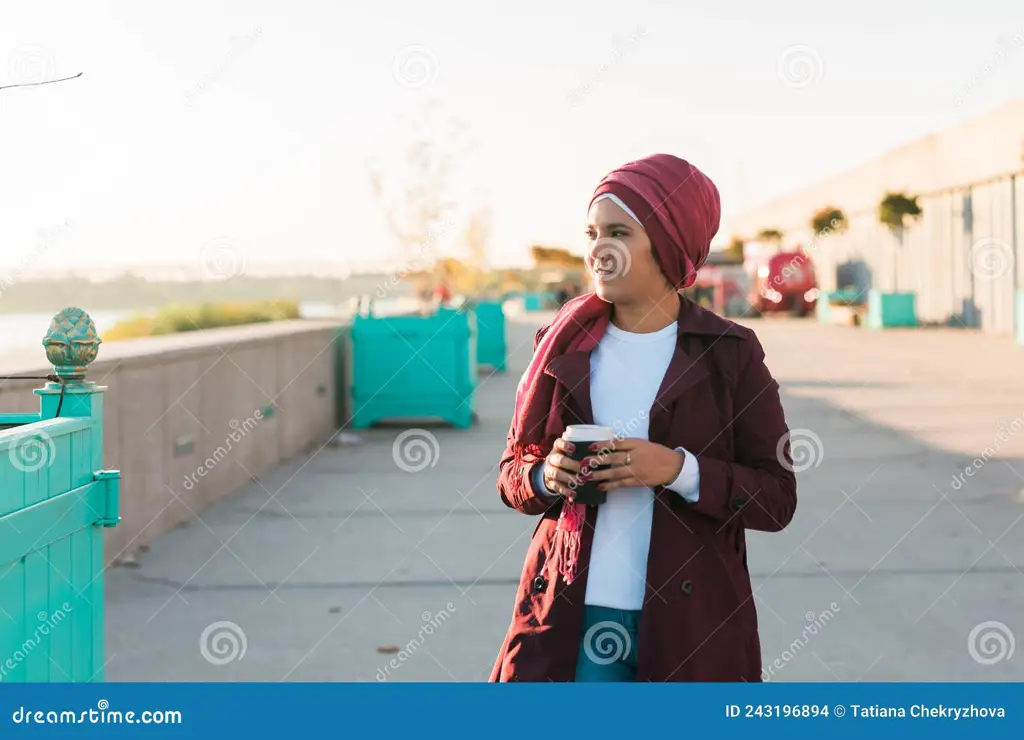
[490,299,797,682]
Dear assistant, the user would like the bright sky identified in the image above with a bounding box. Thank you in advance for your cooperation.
[2,0,1023,276]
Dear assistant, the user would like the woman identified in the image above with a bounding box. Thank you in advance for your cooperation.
[490,153,797,682]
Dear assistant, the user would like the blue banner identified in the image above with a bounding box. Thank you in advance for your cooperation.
[0,683,1020,738]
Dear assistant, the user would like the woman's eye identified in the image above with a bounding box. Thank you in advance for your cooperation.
[611,230,629,238]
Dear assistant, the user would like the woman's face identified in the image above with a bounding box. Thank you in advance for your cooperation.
[586,197,667,303]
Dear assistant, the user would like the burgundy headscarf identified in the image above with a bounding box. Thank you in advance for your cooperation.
[510,154,721,585]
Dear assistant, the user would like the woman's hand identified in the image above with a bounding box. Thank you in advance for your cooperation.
[586,438,684,491]
[540,437,584,501]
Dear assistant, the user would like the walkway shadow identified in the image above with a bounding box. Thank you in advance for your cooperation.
[102,316,1024,682]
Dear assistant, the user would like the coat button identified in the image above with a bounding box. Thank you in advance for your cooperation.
[532,576,548,593]
[732,496,748,511]
[680,579,694,595]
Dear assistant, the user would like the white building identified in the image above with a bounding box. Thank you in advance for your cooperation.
[725,98,1024,335]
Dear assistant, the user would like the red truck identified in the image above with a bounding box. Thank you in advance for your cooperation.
[747,249,819,317]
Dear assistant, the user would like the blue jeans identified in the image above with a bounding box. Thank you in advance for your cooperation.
[574,605,641,682]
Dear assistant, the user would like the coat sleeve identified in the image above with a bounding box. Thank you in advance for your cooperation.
[687,331,797,531]
[496,325,561,516]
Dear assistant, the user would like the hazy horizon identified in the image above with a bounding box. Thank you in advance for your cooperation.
[3,0,1023,277]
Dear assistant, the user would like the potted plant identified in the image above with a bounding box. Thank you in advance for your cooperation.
[871,192,923,328]
[811,206,847,236]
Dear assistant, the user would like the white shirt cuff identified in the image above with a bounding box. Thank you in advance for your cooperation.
[665,447,700,502]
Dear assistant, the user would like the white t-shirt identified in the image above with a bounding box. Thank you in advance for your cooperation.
[534,320,700,610]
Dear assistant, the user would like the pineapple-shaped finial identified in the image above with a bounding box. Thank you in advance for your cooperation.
[42,307,102,381]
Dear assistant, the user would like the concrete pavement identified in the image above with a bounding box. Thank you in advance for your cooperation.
[105,314,1024,681]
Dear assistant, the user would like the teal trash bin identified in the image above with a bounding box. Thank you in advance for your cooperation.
[474,301,507,372]
[0,308,121,682]
[349,311,476,428]
[867,290,918,329]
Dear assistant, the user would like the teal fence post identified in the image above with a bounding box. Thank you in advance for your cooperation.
[0,307,120,682]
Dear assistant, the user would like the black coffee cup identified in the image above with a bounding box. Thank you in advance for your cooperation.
[563,424,615,506]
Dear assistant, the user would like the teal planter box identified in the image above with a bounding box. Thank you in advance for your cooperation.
[1016,291,1024,347]
[867,290,918,329]
[474,301,507,372]
[523,293,544,312]
[350,312,476,428]
[0,308,120,683]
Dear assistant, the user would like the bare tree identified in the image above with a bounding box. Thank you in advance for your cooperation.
[367,103,473,269]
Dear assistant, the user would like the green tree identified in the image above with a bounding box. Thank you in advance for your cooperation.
[811,206,847,235]
[878,192,922,290]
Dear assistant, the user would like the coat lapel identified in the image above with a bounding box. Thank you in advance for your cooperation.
[649,297,739,432]
[544,351,594,423]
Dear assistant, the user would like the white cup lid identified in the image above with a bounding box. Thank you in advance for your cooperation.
[562,424,615,442]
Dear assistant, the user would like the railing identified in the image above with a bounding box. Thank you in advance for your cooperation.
[0,307,120,682]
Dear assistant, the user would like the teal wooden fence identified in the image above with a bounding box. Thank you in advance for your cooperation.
[0,308,120,682]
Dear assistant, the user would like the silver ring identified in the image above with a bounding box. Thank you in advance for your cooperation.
[625,452,632,466]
